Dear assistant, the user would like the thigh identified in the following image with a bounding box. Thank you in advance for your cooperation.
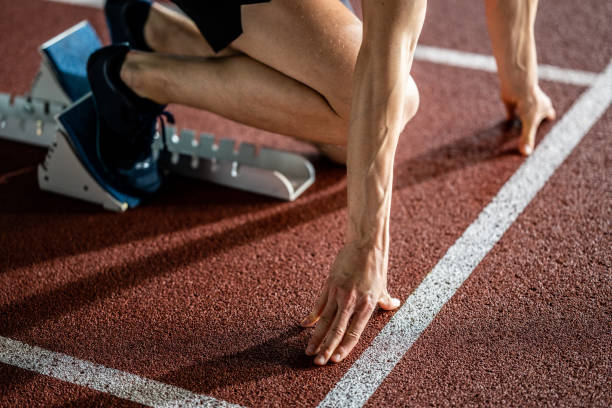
[171,0,270,53]
[232,0,362,119]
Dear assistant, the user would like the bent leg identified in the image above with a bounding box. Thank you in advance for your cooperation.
[144,3,238,57]
[146,0,361,119]
[484,0,556,156]
[121,52,347,145]
[120,0,363,158]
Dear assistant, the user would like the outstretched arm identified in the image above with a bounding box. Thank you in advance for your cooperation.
[484,0,556,155]
[301,0,426,365]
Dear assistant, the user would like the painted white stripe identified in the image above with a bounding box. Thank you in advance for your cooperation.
[537,64,599,88]
[0,336,243,408]
[318,60,612,408]
[415,45,499,71]
[415,45,598,87]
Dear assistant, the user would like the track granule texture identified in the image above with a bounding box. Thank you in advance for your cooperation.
[366,107,612,408]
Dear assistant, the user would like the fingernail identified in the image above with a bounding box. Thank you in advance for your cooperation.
[392,298,401,307]
[332,353,341,363]
[315,355,325,365]
[300,317,310,326]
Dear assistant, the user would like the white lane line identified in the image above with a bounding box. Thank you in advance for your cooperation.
[318,60,612,408]
[414,45,598,87]
[0,336,244,408]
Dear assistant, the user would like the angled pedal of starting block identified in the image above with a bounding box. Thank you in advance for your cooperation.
[158,127,315,201]
[38,129,129,212]
[28,60,72,107]
[38,94,140,212]
[0,21,102,147]
[33,20,102,103]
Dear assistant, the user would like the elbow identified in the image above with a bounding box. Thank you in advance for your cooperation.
[401,75,420,129]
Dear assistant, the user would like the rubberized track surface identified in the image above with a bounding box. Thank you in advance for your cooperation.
[0,1,610,407]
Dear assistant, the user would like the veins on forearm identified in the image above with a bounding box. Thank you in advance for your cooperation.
[347,85,405,250]
[345,0,426,253]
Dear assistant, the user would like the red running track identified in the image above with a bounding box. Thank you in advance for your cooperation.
[0,0,610,407]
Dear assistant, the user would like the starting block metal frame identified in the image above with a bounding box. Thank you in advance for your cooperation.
[29,58,73,106]
[39,129,130,212]
[158,128,315,201]
[1,21,316,211]
[0,93,64,147]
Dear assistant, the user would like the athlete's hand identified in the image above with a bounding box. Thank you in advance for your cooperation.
[503,85,556,156]
[300,242,400,365]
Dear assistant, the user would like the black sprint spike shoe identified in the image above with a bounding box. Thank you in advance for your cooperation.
[87,43,172,197]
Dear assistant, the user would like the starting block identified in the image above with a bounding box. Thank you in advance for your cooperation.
[42,94,141,212]
[0,21,315,211]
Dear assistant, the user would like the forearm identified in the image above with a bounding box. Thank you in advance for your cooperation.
[345,46,408,253]
[484,0,539,97]
[346,0,425,255]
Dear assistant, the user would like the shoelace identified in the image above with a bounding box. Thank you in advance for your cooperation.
[156,110,175,152]
[96,108,175,174]
[129,109,175,160]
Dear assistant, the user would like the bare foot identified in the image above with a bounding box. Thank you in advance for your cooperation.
[503,86,556,156]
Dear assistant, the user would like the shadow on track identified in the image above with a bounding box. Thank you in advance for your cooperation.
[395,120,520,191]
[0,173,348,337]
[0,142,343,272]
[155,326,317,394]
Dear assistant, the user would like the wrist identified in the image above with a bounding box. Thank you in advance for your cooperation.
[345,225,389,255]
[346,201,390,245]
[336,240,388,281]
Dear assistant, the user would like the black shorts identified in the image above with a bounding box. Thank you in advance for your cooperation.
[171,0,271,53]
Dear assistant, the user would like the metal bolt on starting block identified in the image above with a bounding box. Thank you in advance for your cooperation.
[0,93,64,147]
